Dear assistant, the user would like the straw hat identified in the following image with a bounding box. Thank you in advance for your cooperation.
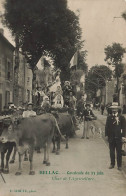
[109,102,121,110]
[27,102,33,106]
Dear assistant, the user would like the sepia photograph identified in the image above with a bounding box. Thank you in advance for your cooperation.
[0,0,126,195]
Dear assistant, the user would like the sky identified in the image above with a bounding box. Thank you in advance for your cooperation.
[68,0,126,68]
[0,0,126,68]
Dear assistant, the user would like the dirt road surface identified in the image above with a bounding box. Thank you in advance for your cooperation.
[0,116,126,196]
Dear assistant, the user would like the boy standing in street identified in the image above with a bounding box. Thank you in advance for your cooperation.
[81,103,95,139]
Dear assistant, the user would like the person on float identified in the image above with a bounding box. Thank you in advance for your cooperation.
[55,86,63,96]
[41,96,51,113]
[53,94,64,109]
[49,69,62,93]
[35,86,45,106]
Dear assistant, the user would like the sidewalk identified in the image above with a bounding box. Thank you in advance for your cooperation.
[93,109,126,177]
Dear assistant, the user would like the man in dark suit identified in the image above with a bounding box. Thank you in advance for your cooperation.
[105,104,126,171]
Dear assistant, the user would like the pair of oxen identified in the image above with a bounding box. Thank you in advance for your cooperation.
[0,112,75,175]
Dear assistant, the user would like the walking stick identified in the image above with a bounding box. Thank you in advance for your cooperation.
[0,172,6,183]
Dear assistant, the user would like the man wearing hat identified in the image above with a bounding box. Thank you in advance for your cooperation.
[105,104,126,171]
[22,102,36,118]
[82,103,95,139]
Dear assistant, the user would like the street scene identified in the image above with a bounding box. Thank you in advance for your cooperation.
[0,0,126,196]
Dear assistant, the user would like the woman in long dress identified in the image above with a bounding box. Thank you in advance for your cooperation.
[49,69,61,93]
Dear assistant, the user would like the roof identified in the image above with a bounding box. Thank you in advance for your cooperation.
[0,33,15,51]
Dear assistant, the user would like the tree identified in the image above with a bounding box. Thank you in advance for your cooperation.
[77,50,88,72]
[3,0,84,105]
[47,9,84,82]
[3,0,83,75]
[70,69,84,86]
[104,43,126,103]
[122,12,126,21]
[85,65,112,99]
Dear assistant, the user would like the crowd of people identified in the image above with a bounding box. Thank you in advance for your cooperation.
[1,80,97,134]
[33,80,77,114]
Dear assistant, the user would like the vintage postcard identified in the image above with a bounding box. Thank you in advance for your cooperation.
[0,0,126,196]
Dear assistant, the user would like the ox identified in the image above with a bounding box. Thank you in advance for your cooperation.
[0,117,29,174]
[0,117,16,174]
[0,114,60,175]
[52,112,75,154]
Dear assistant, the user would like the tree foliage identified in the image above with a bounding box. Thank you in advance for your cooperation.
[104,43,126,65]
[77,50,88,72]
[104,43,126,102]
[70,69,84,86]
[85,65,112,98]
[122,11,126,21]
[3,0,83,76]
[114,63,124,78]
[47,8,84,82]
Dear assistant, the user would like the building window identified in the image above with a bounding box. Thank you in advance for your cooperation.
[27,90,30,102]
[124,85,126,95]
[0,83,3,89]
[122,85,124,94]
[6,61,11,80]
[0,58,2,72]
[27,77,30,82]
[5,91,10,106]
[27,77,30,85]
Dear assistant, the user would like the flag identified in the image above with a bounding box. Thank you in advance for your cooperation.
[70,51,78,69]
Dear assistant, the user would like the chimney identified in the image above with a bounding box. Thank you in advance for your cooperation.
[0,28,4,35]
